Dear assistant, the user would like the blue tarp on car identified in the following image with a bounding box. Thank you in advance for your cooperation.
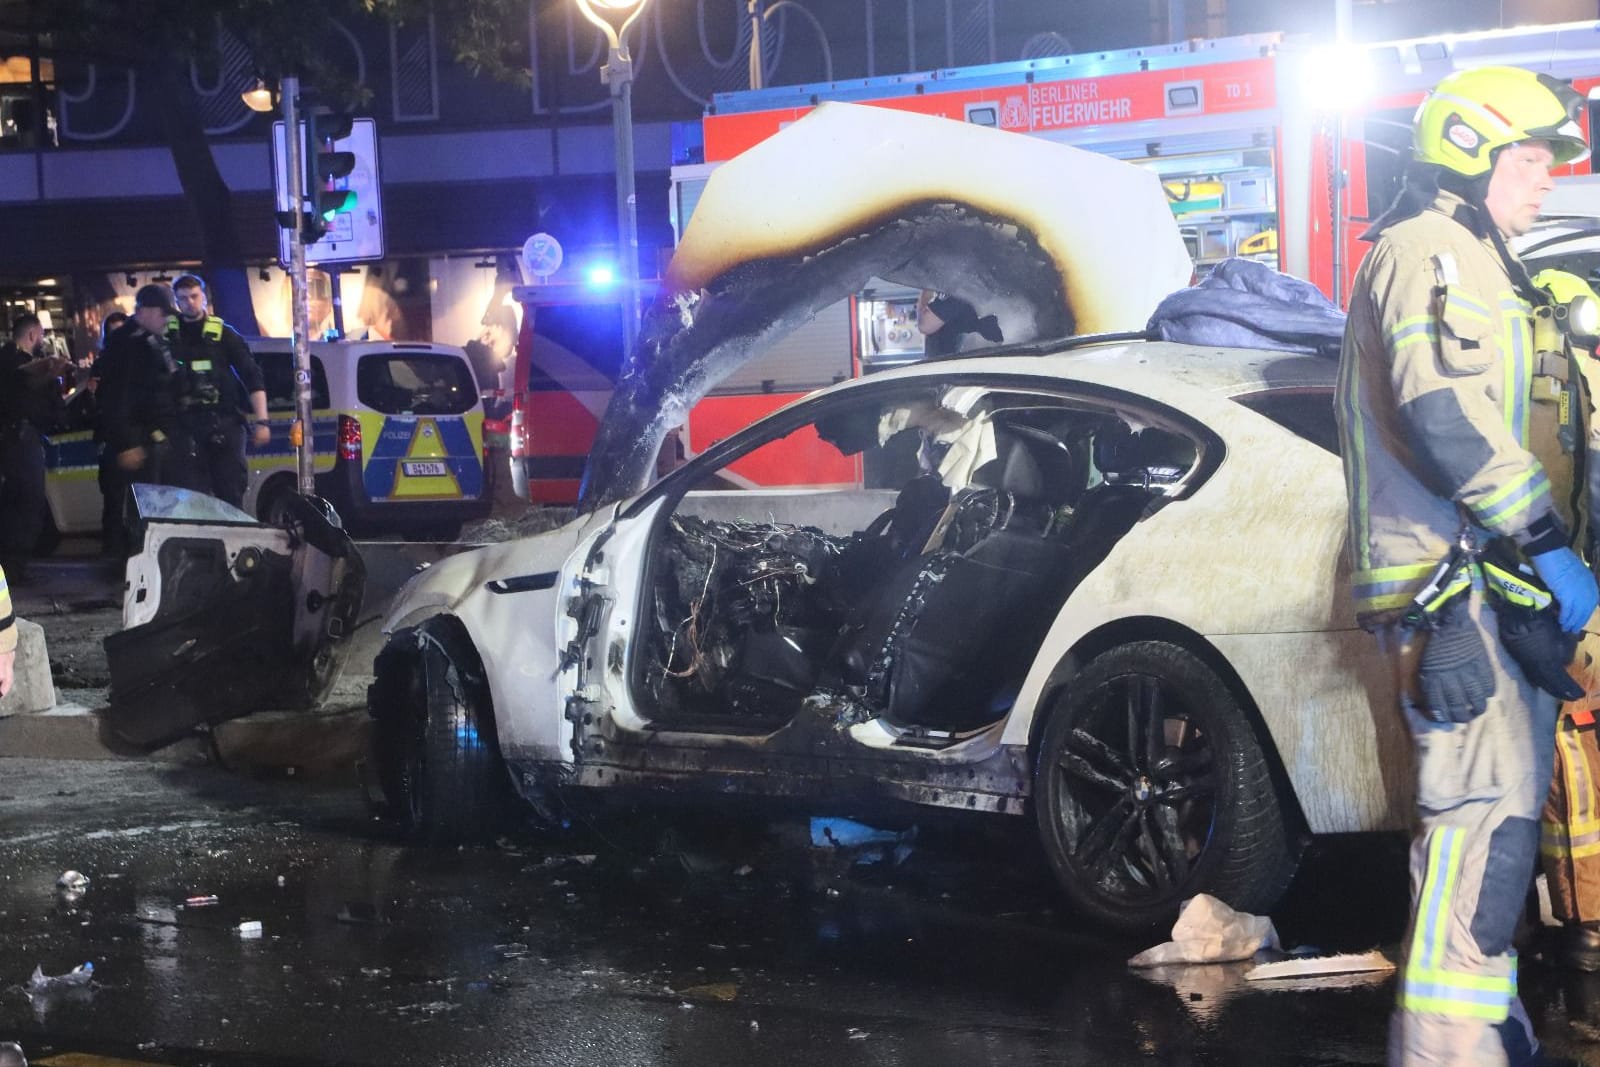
[1146,258,1347,359]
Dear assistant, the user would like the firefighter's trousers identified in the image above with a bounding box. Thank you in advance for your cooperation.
[1542,713,1600,923]
[1380,594,1558,1067]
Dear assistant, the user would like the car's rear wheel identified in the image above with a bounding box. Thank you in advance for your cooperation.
[370,618,508,844]
[1034,640,1299,932]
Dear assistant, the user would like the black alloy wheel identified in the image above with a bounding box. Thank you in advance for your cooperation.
[1034,640,1298,931]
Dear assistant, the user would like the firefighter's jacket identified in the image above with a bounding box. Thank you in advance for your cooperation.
[1336,189,1600,620]
[0,564,14,656]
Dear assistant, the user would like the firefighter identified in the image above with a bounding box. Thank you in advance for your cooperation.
[1513,267,1600,978]
[167,274,270,509]
[1546,637,1600,972]
[0,562,15,700]
[1335,66,1595,1066]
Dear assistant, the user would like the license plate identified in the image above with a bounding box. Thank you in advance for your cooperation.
[402,461,449,477]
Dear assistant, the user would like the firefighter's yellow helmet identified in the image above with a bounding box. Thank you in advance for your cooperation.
[1413,66,1588,177]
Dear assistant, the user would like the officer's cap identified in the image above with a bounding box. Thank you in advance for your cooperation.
[134,283,179,316]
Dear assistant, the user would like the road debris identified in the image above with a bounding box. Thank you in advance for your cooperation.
[1245,949,1395,982]
[680,982,739,1001]
[27,961,93,993]
[810,817,915,866]
[1128,894,1279,967]
[237,920,263,938]
[336,901,389,925]
[54,870,89,906]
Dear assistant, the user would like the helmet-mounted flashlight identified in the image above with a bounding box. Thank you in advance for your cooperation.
[1532,269,1600,347]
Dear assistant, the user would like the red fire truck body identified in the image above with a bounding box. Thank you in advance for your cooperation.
[508,21,1600,503]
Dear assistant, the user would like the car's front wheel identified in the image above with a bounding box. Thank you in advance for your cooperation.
[370,618,508,844]
[1034,640,1299,932]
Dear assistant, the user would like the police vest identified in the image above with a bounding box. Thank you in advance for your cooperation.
[167,316,228,408]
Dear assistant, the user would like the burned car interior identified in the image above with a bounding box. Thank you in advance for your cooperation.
[637,385,1201,739]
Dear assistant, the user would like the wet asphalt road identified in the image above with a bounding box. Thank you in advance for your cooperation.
[3,757,1592,1067]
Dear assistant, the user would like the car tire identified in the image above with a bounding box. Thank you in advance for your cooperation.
[370,618,509,844]
[1034,640,1299,932]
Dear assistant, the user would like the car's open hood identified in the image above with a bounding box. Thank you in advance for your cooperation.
[579,101,1193,508]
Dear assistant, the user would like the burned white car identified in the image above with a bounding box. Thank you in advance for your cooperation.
[369,104,1400,930]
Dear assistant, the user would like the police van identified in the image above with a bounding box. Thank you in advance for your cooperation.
[42,339,489,541]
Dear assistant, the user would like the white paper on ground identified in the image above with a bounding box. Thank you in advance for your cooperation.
[1127,893,1280,968]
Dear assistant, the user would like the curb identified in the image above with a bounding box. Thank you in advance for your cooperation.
[0,619,55,717]
[0,703,372,776]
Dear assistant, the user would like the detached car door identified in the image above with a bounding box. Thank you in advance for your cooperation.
[103,486,365,748]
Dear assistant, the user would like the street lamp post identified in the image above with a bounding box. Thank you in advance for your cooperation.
[574,0,654,361]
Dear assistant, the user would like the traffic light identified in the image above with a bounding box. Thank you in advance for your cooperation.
[303,107,356,242]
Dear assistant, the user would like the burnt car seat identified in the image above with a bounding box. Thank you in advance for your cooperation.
[1051,423,1199,592]
[840,424,1082,730]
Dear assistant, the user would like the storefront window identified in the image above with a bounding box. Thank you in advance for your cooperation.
[0,55,57,150]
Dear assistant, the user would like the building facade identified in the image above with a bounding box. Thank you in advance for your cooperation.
[0,0,1590,353]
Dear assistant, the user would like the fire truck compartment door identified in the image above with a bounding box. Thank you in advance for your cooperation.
[708,300,852,395]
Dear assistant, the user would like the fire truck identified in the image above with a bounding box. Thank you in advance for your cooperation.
[508,19,1600,503]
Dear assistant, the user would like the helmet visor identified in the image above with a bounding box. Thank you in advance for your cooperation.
[1529,72,1590,166]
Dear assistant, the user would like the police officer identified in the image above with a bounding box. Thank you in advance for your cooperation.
[88,312,132,558]
[168,274,269,509]
[1337,67,1597,1066]
[96,284,192,516]
[0,313,69,580]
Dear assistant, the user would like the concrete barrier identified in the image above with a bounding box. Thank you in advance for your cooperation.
[0,619,54,717]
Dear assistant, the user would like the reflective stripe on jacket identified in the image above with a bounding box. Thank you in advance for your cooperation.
[168,315,225,345]
[1336,190,1567,619]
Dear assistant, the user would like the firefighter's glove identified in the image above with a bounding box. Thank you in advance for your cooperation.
[1416,597,1497,724]
[1531,547,1598,634]
[1496,602,1585,702]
